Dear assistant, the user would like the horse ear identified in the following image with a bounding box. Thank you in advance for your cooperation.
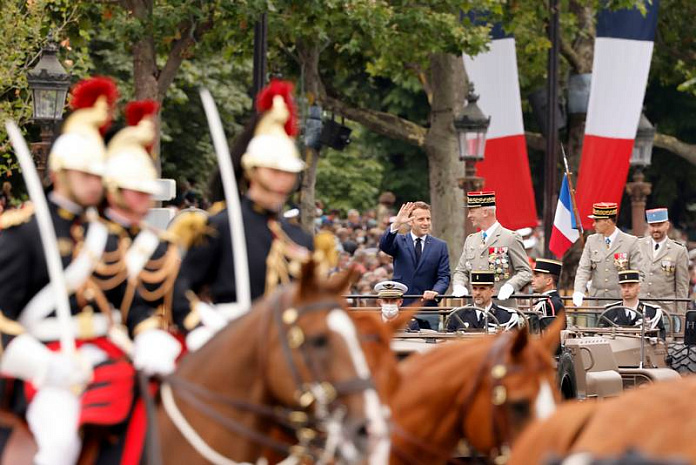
[539,311,565,354]
[510,327,529,358]
[325,264,359,294]
[387,308,419,333]
[299,260,318,295]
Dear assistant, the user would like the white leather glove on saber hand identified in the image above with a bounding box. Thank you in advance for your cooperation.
[133,329,182,376]
[452,285,469,298]
[497,283,515,301]
[0,334,91,388]
[572,291,585,307]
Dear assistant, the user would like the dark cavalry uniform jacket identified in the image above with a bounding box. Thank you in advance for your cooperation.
[172,196,313,330]
[93,212,179,336]
[0,200,84,348]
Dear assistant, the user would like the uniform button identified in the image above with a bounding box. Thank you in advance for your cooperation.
[650,272,653,276]
[648,282,652,285]
[605,278,608,282]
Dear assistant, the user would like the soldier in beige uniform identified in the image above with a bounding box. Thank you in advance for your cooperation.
[573,202,645,308]
[452,191,532,307]
[637,208,689,314]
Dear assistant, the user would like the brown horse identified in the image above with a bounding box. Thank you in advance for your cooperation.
[347,312,564,465]
[507,376,696,464]
[157,261,389,465]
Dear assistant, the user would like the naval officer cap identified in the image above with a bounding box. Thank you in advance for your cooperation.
[645,208,669,224]
[374,281,408,299]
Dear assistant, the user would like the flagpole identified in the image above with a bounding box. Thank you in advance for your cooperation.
[561,143,585,248]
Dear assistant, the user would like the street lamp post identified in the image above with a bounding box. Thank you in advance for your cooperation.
[454,83,490,236]
[625,111,655,236]
[27,38,71,183]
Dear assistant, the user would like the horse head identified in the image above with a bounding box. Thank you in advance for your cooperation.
[349,308,417,403]
[263,261,389,464]
[461,314,564,457]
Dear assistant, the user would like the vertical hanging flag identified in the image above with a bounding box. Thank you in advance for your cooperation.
[575,0,659,229]
[549,174,580,258]
[463,25,538,230]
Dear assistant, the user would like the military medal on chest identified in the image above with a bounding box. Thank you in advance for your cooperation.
[661,259,675,275]
[613,252,628,271]
[488,246,510,281]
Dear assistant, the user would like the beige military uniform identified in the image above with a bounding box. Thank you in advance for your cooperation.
[453,224,532,307]
[574,230,645,301]
[637,237,689,314]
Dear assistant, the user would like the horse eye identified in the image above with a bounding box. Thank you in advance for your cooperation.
[310,335,329,348]
[509,400,530,418]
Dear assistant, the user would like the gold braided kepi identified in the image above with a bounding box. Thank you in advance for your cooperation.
[588,202,618,219]
[467,191,496,208]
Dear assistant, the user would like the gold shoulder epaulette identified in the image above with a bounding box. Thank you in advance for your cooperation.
[105,220,127,236]
[208,201,226,216]
[0,203,35,230]
[167,209,213,250]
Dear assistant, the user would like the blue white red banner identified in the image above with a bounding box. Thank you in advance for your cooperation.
[463,25,538,230]
[549,174,580,258]
[575,0,659,229]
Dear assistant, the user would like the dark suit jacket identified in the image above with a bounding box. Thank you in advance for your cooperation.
[379,229,450,304]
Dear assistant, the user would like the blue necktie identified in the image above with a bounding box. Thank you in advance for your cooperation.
[415,238,422,263]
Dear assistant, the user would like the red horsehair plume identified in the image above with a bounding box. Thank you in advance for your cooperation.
[255,79,298,137]
[125,100,159,126]
[124,99,159,154]
[69,76,119,134]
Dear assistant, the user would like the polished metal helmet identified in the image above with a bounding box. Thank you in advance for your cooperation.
[48,77,118,176]
[241,80,305,174]
[103,101,161,195]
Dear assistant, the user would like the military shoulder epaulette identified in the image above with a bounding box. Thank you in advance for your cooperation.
[673,240,685,247]
[208,201,226,216]
[105,220,127,236]
[167,209,213,250]
[0,203,35,230]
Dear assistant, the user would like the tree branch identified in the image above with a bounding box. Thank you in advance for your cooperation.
[526,131,696,166]
[321,95,427,147]
[157,17,213,100]
[654,132,696,166]
[560,36,583,73]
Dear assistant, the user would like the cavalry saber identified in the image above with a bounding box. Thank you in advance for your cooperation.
[4,121,76,355]
[199,89,251,313]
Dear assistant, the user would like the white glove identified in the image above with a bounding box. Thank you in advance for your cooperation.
[185,325,216,352]
[0,334,90,388]
[43,353,92,389]
[452,285,469,297]
[497,283,515,301]
[572,291,584,307]
[133,329,182,376]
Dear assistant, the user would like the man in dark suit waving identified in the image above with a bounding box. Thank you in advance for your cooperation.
[379,201,450,329]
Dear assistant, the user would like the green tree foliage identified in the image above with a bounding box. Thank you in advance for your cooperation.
[315,128,383,214]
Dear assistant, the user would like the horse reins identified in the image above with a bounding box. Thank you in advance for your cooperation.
[161,288,376,463]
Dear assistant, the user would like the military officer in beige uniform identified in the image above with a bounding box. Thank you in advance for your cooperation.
[637,208,689,314]
[573,202,645,308]
[452,191,532,307]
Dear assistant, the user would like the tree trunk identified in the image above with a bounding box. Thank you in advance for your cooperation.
[298,39,323,233]
[424,53,467,275]
[300,147,319,234]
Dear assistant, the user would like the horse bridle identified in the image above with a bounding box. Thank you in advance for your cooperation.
[392,332,549,465]
[163,287,376,463]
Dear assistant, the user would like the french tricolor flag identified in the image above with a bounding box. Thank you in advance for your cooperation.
[575,1,659,229]
[549,174,580,258]
[463,25,537,230]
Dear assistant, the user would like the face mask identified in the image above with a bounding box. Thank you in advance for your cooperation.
[381,304,399,320]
